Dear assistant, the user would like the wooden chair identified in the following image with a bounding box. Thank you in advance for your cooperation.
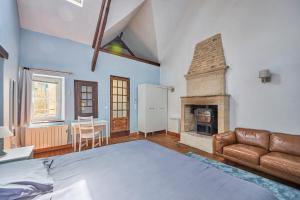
[78,116,102,152]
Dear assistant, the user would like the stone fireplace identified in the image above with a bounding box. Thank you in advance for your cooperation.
[180,34,230,153]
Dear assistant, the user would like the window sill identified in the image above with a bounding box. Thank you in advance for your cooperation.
[29,121,66,128]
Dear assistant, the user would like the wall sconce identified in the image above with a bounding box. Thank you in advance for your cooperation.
[164,86,175,92]
[168,87,175,92]
[259,69,271,83]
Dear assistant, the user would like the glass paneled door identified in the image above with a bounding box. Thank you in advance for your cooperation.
[110,76,130,134]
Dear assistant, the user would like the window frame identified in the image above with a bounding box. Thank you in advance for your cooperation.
[74,80,98,119]
[31,73,65,123]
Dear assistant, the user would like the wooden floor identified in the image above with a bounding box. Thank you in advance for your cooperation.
[34,132,300,189]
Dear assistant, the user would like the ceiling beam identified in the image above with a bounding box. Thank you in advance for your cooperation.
[0,45,9,59]
[91,0,111,72]
[99,48,160,67]
[92,0,106,49]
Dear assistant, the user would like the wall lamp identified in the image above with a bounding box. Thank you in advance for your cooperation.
[259,69,272,83]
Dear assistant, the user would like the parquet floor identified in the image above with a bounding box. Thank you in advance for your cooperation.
[34,132,300,189]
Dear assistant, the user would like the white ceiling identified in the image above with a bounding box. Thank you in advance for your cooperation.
[17,0,191,62]
[122,0,191,62]
[122,0,158,62]
[17,0,145,45]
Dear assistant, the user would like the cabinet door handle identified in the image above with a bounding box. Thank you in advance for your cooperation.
[149,107,155,110]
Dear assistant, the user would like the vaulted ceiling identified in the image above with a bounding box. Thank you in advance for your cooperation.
[17,0,190,62]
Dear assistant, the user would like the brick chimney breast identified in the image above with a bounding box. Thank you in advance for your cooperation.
[185,34,228,96]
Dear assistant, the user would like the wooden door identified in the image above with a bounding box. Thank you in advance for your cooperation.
[74,80,98,119]
[110,76,130,135]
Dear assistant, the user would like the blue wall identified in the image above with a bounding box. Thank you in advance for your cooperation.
[0,60,3,126]
[0,0,20,126]
[20,29,160,132]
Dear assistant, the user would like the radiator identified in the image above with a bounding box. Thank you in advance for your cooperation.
[25,125,69,149]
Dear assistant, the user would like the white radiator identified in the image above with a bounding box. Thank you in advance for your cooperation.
[25,124,68,149]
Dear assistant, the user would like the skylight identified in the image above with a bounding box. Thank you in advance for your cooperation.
[66,0,83,7]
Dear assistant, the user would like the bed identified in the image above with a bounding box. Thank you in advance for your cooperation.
[0,140,276,200]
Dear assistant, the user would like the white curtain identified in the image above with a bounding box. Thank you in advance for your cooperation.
[17,68,33,146]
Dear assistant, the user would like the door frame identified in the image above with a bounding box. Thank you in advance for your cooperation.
[110,75,130,135]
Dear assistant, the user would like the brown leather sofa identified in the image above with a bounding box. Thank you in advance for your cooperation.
[213,128,300,184]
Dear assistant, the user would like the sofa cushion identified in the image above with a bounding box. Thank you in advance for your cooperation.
[223,144,268,165]
[270,133,300,156]
[260,152,300,177]
[235,128,270,150]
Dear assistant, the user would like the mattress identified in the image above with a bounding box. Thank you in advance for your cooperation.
[10,140,278,200]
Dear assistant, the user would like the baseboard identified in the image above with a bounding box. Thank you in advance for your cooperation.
[130,132,139,136]
[110,131,130,138]
[137,130,167,137]
[167,131,180,138]
[135,131,180,138]
[34,144,72,154]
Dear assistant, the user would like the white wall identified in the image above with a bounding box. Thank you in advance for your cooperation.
[160,0,300,134]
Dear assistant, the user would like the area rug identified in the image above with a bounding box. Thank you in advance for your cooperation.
[187,152,300,200]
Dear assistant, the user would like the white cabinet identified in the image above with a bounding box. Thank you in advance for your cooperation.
[138,84,168,137]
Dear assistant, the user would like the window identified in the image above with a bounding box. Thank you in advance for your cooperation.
[31,74,65,123]
[74,80,98,119]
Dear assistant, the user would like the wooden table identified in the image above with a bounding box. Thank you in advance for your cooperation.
[0,146,34,164]
[71,119,110,151]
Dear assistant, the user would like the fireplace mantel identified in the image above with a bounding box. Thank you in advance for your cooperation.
[181,95,230,98]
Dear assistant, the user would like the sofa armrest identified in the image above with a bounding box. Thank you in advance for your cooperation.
[213,131,237,155]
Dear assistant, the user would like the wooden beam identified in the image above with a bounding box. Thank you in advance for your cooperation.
[0,45,9,59]
[118,38,136,56]
[92,0,106,49]
[91,0,111,72]
[99,48,160,67]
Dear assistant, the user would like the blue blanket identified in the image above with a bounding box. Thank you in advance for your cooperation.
[36,140,276,200]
